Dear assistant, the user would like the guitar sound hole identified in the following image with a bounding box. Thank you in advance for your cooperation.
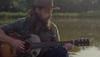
[32,51,37,56]
[24,42,30,50]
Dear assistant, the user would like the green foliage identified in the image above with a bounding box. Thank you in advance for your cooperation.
[0,11,100,20]
[0,0,100,12]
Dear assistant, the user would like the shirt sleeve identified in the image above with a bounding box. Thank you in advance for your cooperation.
[0,19,24,35]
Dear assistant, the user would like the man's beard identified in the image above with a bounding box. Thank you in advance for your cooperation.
[40,16,51,24]
[35,14,51,24]
[29,13,51,29]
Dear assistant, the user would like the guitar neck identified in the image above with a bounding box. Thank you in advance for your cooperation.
[26,39,89,49]
[27,41,70,49]
[9,33,90,49]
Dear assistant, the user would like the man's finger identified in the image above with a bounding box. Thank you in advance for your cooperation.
[19,44,25,49]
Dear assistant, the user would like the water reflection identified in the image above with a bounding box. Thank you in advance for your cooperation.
[72,46,100,57]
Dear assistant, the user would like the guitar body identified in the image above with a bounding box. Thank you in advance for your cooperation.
[0,34,41,57]
[24,34,41,57]
[0,33,90,57]
[0,42,13,57]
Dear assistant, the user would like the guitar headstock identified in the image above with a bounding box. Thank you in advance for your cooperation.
[66,38,90,46]
[72,38,90,46]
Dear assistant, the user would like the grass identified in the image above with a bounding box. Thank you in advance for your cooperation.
[53,18,100,43]
[0,12,26,17]
[0,11,100,19]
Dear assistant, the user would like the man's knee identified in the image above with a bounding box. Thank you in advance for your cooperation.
[43,47,69,57]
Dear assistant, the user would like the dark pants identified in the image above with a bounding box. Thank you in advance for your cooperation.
[16,47,69,57]
[38,47,69,57]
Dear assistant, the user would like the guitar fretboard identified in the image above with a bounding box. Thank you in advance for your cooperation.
[25,39,90,49]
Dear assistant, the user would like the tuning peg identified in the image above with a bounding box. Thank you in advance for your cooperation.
[85,38,90,46]
[74,40,80,46]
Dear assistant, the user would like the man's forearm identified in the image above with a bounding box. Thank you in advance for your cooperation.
[0,28,14,43]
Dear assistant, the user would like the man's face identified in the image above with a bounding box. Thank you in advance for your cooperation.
[36,6,53,23]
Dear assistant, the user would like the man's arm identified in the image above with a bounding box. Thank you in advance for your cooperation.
[0,28,14,42]
[0,28,25,50]
[0,19,25,51]
[0,20,18,42]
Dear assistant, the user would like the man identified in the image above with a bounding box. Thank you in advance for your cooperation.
[0,0,72,57]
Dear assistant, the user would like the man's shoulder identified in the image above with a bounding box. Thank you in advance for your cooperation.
[0,17,27,31]
[15,17,27,23]
[8,17,28,26]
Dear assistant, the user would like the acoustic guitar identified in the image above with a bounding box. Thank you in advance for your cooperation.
[0,34,90,57]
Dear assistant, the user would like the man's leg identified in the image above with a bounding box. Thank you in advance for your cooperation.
[41,47,69,57]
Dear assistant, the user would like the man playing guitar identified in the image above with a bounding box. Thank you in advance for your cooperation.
[0,0,78,57]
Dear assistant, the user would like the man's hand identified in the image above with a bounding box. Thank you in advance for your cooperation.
[0,29,25,52]
[9,38,25,52]
[63,43,73,50]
